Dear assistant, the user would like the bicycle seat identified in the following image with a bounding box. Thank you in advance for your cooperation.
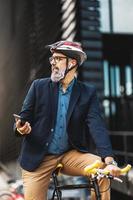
[53,163,63,176]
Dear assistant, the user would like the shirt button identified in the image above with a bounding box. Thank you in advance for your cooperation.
[51,128,54,132]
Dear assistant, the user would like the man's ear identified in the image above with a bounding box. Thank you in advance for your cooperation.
[72,59,77,66]
[68,59,77,69]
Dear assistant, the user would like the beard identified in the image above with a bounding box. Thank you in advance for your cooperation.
[51,68,66,82]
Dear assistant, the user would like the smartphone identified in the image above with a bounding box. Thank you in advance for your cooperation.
[13,114,26,126]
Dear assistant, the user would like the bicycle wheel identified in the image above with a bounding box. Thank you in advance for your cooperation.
[0,193,14,200]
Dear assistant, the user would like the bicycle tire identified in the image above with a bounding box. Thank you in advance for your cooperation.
[0,192,14,200]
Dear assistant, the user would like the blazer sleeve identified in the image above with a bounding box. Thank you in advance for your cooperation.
[20,80,36,122]
[14,80,36,136]
[86,87,113,158]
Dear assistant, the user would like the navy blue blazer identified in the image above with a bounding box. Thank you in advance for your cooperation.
[16,78,113,171]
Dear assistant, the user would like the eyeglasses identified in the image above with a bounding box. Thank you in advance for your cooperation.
[49,56,67,63]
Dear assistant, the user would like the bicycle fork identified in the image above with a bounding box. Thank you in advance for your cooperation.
[51,173,62,200]
[91,177,101,200]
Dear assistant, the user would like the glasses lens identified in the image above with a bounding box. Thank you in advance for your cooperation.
[49,56,67,63]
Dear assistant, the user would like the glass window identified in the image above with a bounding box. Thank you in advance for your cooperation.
[99,0,110,32]
[113,0,133,33]
[100,0,133,34]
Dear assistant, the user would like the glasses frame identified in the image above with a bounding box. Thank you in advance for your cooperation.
[49,56,67,63]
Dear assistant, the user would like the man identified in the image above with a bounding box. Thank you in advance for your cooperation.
[15,41,120,200]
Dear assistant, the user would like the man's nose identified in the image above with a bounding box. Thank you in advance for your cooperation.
[51,58,56,65]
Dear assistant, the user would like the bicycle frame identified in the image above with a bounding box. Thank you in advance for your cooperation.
[51,172,101,200]
[51,161,131,200]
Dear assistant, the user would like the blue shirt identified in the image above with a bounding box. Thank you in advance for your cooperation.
[48,79,75,154]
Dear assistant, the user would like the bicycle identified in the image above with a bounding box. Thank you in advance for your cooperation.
[0,179,24,200]
[51,161,131,200]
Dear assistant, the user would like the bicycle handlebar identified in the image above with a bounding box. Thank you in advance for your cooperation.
[84,160,103,174]
[120,164,131,174]
[84,160,102,172]
[84,160,132,176]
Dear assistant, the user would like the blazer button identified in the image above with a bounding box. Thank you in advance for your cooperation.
[46,142,49,146]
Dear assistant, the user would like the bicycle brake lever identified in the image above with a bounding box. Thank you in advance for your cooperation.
[113,177,123,183]
[107,175,123,183]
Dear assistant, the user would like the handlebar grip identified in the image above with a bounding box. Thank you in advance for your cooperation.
[100,164,132,176]
[86,168,110,175]
[84,160,102,173]
[120,164,131,174]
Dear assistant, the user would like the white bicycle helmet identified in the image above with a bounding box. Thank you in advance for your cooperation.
[48,40,87,66]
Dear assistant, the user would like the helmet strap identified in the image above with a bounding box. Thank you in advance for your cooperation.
[58,58,77,82]
[64,58,77,76]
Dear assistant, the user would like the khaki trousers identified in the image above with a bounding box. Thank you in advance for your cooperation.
[22,150,110,200]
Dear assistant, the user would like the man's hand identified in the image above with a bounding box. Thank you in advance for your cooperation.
[104,156,121,177]
[104,164,121,177]
[16,119,32,135]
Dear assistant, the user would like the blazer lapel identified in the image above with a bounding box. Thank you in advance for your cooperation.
[66,80,81,126]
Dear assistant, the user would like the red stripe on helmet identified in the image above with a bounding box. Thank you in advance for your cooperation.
[62,41,82,50]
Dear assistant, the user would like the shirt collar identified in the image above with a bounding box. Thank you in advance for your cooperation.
[59,78,76,93]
